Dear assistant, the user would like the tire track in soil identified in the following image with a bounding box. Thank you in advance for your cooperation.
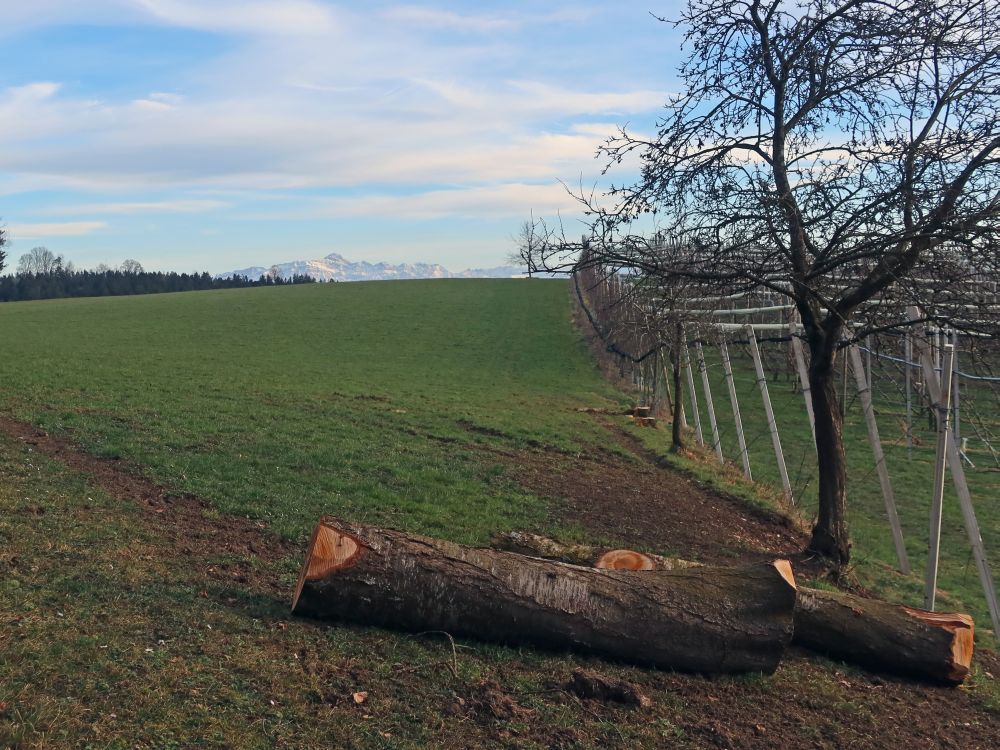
[0,414,295,599]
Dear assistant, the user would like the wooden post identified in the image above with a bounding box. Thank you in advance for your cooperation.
[849,345,910,574]
[720,338,752,480]
[695,341,724,463]
[683,335,705,446]
[745,325,793,501]
[790,326,817,446]
[908,307,1000,636]
[925,344,955,611]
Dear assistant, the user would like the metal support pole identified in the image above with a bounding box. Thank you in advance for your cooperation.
[683,337,704,446]
[720,338,752,480]
[695,341,724,463]
[951,330,961,446]
[908,307,1000,636]
[924,343,954,611]
[745,325,793,501]
[849,345,910,574]
[790,327,816,446]
[905,332,913,462]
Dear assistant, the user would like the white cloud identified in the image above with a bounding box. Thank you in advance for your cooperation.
[0,0,338,36]
[133,0,339,36]
[382,6,518,33]
[48,200,229,215]
[7,82,61,100]
[269,183,582,221]
[7,221,108,239]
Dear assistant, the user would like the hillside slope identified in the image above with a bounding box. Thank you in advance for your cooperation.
[2,280,999,748]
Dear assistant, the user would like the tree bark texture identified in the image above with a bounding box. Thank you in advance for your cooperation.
[293,518,798,675]
[795,588,973,685]
[492,532,974,684]
[806,333,851,567]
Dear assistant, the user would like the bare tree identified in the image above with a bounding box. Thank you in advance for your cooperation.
[535,0,1000,567]
[17,246,62,275]
[0,223,6,274]
[120,259,144,275]
[508,218,543,276]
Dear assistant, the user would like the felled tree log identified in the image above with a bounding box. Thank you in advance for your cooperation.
[492,532,974,684]
[794,588,974,685]
[293,518,798,674]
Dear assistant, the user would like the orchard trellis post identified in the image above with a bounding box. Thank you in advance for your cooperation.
[908,307,1000,634]
[925,343,955,611]
[848,344,909,574]
[719,336,752,480]
[790,327,817,446]
[682,332,705,446]
[745,325,793,502]
[695,340,724,463]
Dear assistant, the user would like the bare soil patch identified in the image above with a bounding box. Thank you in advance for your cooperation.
[508,439,807,567]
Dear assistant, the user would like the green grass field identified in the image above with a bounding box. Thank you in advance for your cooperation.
[0,280,620,544]
[3,279,1000,748]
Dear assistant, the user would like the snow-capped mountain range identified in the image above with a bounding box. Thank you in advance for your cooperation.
[216,252,526,282]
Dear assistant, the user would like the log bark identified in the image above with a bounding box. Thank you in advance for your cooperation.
[293,518,798,675]
[492,532,974,684]
[794,588,973,685]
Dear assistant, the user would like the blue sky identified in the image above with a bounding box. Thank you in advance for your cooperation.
[0,1,682,274]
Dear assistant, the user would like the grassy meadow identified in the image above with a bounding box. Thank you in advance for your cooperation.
[3,278,1000,749]
[0,280,620,544]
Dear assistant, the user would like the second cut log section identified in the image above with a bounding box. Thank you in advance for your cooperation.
[492,531,975,684]
[293,518,798,675]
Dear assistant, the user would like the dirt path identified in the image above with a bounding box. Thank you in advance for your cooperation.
[512,444,806,564]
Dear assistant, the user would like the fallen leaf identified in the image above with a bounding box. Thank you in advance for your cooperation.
[353,691,368,705]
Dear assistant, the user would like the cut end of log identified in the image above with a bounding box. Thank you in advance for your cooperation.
[902,607,974,682]
[772,559,796,590]
[292,519,366,611]
[595,549,658,571]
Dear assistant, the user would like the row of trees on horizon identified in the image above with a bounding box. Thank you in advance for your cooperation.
[0,239,315,303]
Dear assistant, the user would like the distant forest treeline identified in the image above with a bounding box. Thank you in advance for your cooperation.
[0,269,316,303]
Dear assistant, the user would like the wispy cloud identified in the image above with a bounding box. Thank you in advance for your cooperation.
[7,221,107,239]
[381,6,518,33]
[48,200,229,215]
[134,0,339,36]
[262,183,581,221]
[1,0,339,36]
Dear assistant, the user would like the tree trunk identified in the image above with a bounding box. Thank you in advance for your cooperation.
[491,532,974,684]
[293,518,798,674]
[806,331,851,567]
